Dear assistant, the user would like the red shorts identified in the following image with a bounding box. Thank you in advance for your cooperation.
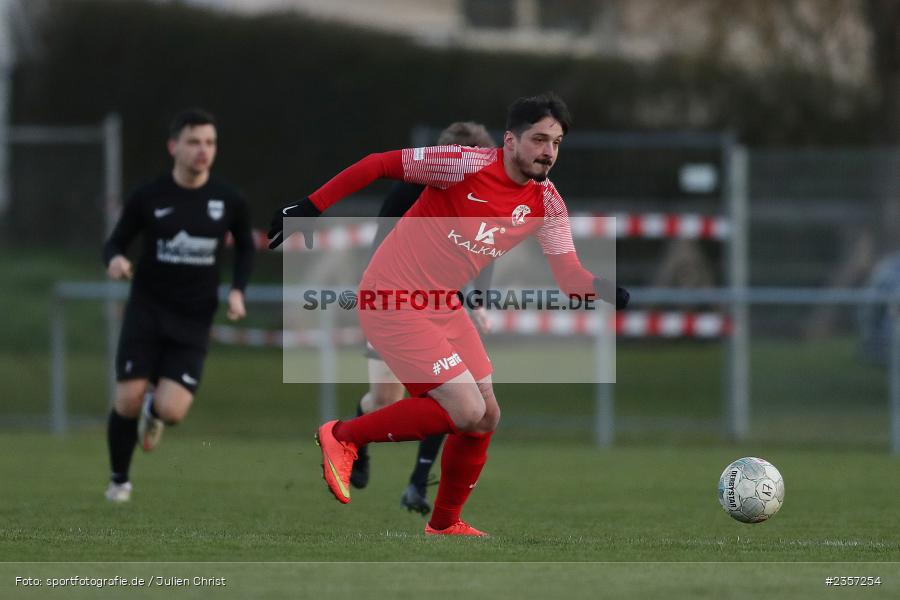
[357,301,492,397]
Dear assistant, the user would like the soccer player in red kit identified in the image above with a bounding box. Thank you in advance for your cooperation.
[268,93,628,536]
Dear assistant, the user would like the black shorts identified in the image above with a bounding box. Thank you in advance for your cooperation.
[116,296,213,393]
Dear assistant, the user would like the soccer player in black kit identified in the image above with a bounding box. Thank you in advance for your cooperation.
[102,109,254,502]
[349,121,495,515]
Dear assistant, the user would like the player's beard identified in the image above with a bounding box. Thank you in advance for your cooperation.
[514,151,552,182]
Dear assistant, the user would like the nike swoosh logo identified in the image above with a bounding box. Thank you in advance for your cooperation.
[326,455,350,499]
[154,207,174,218]
[282,204,298,215]
[467,193,488,203]
[181,373,197,385]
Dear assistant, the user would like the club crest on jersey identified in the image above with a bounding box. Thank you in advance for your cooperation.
[511,204,531,227]
[207,199,224,221]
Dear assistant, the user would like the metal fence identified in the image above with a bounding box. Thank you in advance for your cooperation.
[45,281,900,453]
[3,115,122,406]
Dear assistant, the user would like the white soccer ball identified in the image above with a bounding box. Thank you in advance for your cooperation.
[717,457,784,523]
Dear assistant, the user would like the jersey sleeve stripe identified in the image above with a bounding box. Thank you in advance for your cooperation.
[536,182,576,255]
[401,145,498,189]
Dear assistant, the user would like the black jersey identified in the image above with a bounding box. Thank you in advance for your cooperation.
[103,173,254,317]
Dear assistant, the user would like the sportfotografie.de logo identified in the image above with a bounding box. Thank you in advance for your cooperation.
[299,288,599,311]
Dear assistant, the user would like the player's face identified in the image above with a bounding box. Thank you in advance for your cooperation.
[168,124,217,175]
[506,117,563,183]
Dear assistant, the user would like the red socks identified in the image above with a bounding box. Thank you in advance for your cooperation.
[429,431,493,530]
[332,397,492,530]
[332,396,457,446]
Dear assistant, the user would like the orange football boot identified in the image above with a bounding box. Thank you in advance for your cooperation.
[315,420,358,504]
[424,520,489,537]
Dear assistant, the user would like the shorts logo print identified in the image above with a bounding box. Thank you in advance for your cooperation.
[432,352,462,376]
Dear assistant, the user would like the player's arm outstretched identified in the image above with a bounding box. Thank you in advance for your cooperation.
[538,185,629,311]
[267,146,496,249]
[102,190,144,280]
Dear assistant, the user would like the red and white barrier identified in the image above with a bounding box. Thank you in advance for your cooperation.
[491,310,731,338]
[614,311,731,338]
[211,325,364,348]
[570,213,729,241]
[229,214,729,251]
[211,310,730,349]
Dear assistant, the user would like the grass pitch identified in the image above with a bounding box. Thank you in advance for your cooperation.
[3,432,900,562]
[2,430,900,598]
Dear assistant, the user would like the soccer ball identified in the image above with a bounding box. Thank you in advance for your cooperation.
[717,457,784,523]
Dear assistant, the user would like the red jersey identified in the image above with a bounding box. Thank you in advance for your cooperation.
[308,145,596,296]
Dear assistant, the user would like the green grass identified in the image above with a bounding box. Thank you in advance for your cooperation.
[7,433,900,562]
[4,340,890,445]
[2,431,900,598]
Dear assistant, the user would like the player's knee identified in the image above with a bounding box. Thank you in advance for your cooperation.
[472,384,499,432]
[114,393,143,419]
[477,404,501,432]
[451,402,487,432]
[155,403,189,424]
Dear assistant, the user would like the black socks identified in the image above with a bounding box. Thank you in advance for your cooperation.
[410,434,445,488]
[107,409,137,484]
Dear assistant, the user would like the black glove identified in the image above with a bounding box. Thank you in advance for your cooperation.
[267,198,321,249]
[593,277,630,311]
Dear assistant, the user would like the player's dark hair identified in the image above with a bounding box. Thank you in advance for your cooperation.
[437,121,496,147]
[168,108,216,139]
[505,92,571,136]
